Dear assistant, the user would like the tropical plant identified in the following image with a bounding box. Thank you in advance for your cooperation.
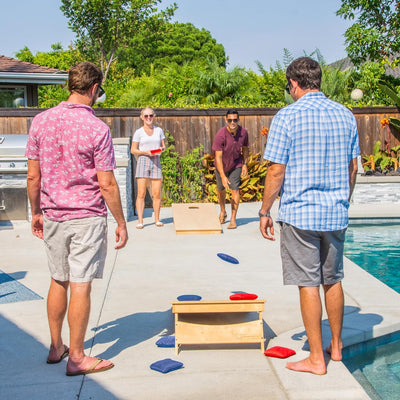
[362,140,400,173]
[377,80,400,128]
[201,152,268,203]
[321,64,353,104]
[187,56,259,106]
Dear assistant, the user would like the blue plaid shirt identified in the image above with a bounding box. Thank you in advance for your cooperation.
[264,92,360,231]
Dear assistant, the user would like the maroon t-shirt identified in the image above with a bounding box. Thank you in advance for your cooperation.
[212,126,249,173]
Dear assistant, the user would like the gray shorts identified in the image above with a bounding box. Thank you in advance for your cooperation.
[43,216,108,283]
[280,222,346,286]
[215,167,242,191]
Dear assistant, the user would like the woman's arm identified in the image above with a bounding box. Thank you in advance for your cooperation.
[130,141,151,156]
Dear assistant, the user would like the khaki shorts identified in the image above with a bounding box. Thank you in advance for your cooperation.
[280,222,346,286]
[43,216,108,283]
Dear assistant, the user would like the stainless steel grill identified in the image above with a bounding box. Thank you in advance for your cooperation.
[0,135,28,173]
[0,135,29,220]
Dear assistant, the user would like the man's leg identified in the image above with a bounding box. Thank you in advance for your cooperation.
[323,282,344,361]
[66,281,113,374]
[228,189,240,229]
[286,286,327,375]
[217,188,227,222]
[47,278,69,361]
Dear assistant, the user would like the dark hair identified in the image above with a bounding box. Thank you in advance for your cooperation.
[68,62,103,95]
[286,57,321,90]
[225,109,239,117]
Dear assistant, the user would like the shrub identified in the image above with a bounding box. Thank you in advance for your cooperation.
[201,152,268,203]
[160,132,204,205]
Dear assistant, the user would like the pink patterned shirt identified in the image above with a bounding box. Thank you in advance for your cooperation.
[25,102,116,221]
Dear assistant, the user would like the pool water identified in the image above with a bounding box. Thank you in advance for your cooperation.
[343,333,400,400]
[344,221,400,293]
[343,220,400,399]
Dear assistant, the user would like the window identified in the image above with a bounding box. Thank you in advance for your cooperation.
[0,86,27,107]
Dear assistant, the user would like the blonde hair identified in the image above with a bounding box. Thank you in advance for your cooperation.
[140,107,155,117]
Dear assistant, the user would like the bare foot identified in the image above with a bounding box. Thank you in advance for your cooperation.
[66,355,114,376]
[227,222,237,229]
[286,357,326,375]
[326,341,343,361]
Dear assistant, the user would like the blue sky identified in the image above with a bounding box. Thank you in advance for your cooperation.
[0,0,352,70]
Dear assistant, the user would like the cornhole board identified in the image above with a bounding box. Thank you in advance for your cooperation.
[172,203,221,235]
[171,300,266,354]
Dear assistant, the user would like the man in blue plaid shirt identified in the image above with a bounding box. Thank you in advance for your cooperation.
[259,57,360,375]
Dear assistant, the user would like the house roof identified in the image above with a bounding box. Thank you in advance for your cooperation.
[0,55,68,84]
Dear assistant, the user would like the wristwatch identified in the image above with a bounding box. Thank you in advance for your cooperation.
[258,209,271,218]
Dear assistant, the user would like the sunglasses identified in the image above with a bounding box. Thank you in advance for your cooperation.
[227,118,238,123]
[144,114,154,118]
[285,82,291,94]
[98,85,105,97]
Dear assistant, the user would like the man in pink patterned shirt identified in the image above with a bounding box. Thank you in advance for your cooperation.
[26,62,128,376]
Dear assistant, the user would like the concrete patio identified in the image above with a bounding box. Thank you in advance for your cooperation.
[0,201,399,400]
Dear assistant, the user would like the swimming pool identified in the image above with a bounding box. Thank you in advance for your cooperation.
[343,220,400,399]
[344,220,400,294]
[343,331,400,400]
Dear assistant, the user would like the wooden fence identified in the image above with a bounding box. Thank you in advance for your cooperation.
[1,106,400,156]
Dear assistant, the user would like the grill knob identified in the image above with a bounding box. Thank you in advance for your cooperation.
[9,162,15,168]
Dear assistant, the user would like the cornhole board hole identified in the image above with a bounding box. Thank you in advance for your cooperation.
[172,203,221,235]
[171,300,266,354]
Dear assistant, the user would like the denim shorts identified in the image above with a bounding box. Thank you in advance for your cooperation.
[43,216,108,283]
[280,222,346,286]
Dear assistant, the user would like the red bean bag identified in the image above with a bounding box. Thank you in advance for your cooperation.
[264,346,296,358]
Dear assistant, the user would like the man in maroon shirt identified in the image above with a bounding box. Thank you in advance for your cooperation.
[212,109,249,229]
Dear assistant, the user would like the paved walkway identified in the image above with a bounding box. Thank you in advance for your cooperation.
[1,202,399,400]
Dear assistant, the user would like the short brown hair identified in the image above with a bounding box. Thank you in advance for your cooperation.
[286,57,321,90]
[68,62,103,95]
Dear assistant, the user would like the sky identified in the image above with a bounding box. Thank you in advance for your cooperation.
[0,0,352,71]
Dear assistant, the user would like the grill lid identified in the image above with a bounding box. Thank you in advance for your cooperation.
[0,135,29,157]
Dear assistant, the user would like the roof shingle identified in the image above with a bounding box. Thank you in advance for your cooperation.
[0,55,66,74]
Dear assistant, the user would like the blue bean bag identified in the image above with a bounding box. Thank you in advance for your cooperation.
[150,358,184,373]
[156,336,175,348]
[177,294,202,301]
[217,253,239,264]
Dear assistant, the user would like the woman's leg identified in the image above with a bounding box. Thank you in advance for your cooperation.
[151,179,162,223]
[136,178,148,225]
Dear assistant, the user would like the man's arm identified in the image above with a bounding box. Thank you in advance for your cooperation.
[241,146,249,177]
[259,162,286,241]
[214,150,230,189]
[348,157,358,201]
[97,170,128,249]
[27,159,44,239]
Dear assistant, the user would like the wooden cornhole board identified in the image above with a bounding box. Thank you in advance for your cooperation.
[172,300,265,354]
[172,203,221,235]
[171,300,266,354]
